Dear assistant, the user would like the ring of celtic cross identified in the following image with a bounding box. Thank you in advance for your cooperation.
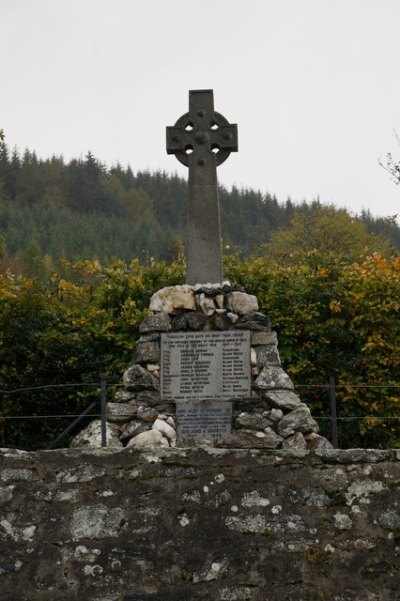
[168,111,236,167]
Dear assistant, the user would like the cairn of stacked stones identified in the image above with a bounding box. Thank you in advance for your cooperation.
[71,282,332,451]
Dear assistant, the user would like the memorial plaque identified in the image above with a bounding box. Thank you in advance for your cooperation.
[176,400,232,442]
[160,330,251,401]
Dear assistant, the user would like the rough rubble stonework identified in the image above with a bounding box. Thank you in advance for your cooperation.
[0,446,400,601]
[71,282,332,451]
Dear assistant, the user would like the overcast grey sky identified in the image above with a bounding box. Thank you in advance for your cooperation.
[2,0,400,220]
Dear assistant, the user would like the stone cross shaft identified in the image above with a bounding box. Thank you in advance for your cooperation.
[166,90,238,285]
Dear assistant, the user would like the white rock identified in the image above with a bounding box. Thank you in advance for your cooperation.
[152,418,176,442]
[227,312,239,324]
[126,429,166,448]
[166,416,176,428]
[215,294,224,309]
[149,285,195,314]
[197,293,216,316]
[270,408,283,422]
[250,348,257,366]
[227,291,258,315]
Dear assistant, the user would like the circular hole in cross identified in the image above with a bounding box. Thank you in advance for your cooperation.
[185,145,194,155]
[211,143,220,154]
[211,122,219,130]
[185,123,194,131]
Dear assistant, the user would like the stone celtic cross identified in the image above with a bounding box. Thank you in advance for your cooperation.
[166,89,238,285]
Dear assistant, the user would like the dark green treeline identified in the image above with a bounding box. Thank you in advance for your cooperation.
[0,143,399,271]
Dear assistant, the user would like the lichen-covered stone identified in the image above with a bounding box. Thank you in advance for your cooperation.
[251,330,278,346]
[1,447,400,600]
[137,405,159,422]
[262,390,302,410]
[113,390,137,403]
[219,427,283,449]
[306,432,334,451]
[277,404,319,438]
[235,412,272,430]
[70,420,123,448]
[123,364,159,391]
[255,366,294,390]
[149,285,196,313]
[107,401,138,423]
[281,432,308,450]
[120,420,150,442]
[0,468,38,483]
[132,341,160,364]
[255,345,281,367]
[70,505,125,540]
[139,312,171,333]
[171,313,188,331]
[135,389,161,406]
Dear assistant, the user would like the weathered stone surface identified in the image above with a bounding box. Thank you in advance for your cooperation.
[235,412,272,430]
[197,293,216,316]
[378,510,400,530]
[251,330,278,346]
[226,291,258,315]
[132,341,160,364]
[255,366,294,390]
[107,401,138,423]
[219,428,283,449]
[120,420,150,442]
[70,505,125,539]
[135,389,161,406]
[212,311,232,330]
[113,390,137,403]
[255,344,281,367]
[171,313,188,331]
[281,432,308,450]
[277,404,319,438]
[306,432,334,451]
[70,420,122,448]
[149,285,195,313]
[234,312,271,331]
[262,390,302,410]
[186,311,207,330]
[137,405,159,422]
[123,364,159,391]
[1,447,400,600]
[139,312,171,333]
[0,468,38,483]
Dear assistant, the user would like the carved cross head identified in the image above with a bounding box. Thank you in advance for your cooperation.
[166,90,238,168]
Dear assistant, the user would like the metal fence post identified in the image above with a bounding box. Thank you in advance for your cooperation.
[100,373,107,447]
[329,376,339,448]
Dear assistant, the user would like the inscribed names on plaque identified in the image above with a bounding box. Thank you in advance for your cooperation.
[160,330,251,401]
[176,400,232,441]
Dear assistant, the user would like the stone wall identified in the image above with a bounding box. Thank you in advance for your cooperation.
[1,446,400,601]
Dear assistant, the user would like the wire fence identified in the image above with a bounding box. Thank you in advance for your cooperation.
[0,376,399,450]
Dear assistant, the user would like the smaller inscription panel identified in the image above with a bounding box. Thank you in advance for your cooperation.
[160,330,251,401]
[176,400,232,441]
